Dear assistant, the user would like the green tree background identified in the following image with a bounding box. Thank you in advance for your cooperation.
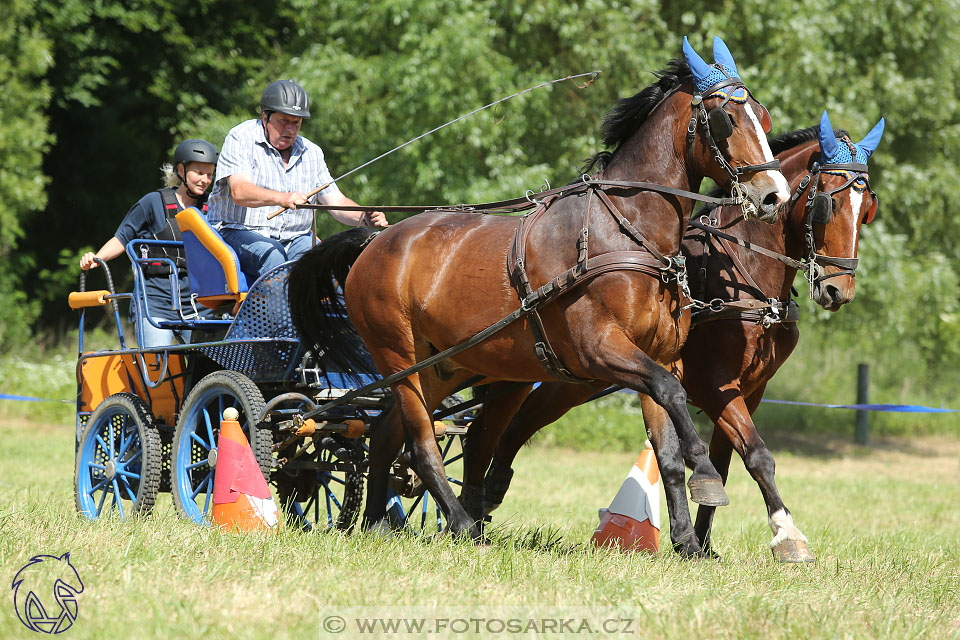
[3,0,959,424]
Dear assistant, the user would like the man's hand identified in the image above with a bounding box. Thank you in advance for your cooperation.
[278,191,308,211]
[363,210,389,228]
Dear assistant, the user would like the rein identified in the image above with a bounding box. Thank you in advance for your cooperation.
[298,177,745,216]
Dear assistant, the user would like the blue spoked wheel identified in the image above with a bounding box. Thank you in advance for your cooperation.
[74,393,161,519]
[171,370,270,524]
[275,444,365,533]
[386,434,464,533]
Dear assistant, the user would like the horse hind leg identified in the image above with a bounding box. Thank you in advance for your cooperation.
[393,377,481,540]
[483,381,600,516]
[458,382,533,523]
[362,402,405,533]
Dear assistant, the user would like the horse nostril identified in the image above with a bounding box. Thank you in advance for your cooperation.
[825,284,843,304]
[762,192,780,208]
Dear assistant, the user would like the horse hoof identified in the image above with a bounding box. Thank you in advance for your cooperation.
[771,539,815,563]
[700,546,723,562]
[687,477,730,506]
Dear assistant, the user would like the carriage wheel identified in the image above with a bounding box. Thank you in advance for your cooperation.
[274,438,365,533]
[171,371,270,524]
[386,433,464,534]
[74,393,161,519]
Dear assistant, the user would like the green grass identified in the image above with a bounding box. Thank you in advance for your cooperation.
[2,417,958,639]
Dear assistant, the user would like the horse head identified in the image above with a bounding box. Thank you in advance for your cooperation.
[798,111,884,310]
[683,36,789,222]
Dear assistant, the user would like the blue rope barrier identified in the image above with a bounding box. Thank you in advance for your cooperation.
[0,393,72,404]
[1,389,955,413]
[759,399,957,413]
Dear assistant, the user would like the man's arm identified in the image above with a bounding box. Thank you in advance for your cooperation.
[227,174,307,210]
[321,191,388,227]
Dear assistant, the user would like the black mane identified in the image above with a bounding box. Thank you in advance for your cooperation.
[584,59,693,173]
[768,125,850,156]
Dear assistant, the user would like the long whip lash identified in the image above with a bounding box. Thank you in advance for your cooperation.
[267,70,601,219]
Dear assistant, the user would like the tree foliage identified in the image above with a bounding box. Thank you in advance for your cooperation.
[6,0,960,385]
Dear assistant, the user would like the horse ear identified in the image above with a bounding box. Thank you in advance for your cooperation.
[818,111,839,160]
[712,36,739,76]
[60,552,71,562]
[857,117,885,158]
[683,36,713,85]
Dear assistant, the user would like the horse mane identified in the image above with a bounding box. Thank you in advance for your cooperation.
[768,126,851,156]
[583,59,693,173]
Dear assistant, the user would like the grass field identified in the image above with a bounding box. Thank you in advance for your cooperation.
[1,417,958,639]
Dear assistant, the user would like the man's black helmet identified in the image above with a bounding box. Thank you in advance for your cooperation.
[174,139,219,166]
[260,79,311,119]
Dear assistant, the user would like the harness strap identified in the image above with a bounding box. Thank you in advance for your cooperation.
[687,218,806,271]
[594,189,670,267]
[692,298,799,327]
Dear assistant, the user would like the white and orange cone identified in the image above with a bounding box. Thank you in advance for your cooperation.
[212,407,280,531]
[591,439,660,552]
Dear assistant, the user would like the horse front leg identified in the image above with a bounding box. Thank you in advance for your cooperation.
[693,425,734,559]
[583,336,725,556]
[698,387,814,563]
[637,395,706,558]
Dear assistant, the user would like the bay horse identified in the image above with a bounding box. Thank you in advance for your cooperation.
[478,111,884,561]
[289,36,790,556]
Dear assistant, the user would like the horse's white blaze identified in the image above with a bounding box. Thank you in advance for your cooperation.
[768,508,808,547]
[850,188,865,242]
[744,102,790,200]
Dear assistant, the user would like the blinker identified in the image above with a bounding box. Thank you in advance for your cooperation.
[810,193,833,225]
[708,107,734,140]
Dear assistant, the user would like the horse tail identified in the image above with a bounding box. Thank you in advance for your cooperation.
[288,227,380,380]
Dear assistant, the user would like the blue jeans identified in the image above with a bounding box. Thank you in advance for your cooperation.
[219,228,316,284]
[140,317,190,348]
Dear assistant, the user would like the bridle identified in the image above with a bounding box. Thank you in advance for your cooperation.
[790,156,878,291]
[686,75,781,214]
[685,146,878,325]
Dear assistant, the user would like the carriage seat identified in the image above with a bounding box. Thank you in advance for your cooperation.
[175,207,248,314]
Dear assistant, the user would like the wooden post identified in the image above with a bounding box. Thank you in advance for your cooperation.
[855,363,869,445]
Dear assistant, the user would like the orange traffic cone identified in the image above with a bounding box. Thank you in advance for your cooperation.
[591,439,660,552]
[212,407,280,531]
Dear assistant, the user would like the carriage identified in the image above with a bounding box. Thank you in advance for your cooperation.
[70,207,473,531]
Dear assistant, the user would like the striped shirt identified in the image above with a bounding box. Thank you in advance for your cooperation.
[206,119,341,240]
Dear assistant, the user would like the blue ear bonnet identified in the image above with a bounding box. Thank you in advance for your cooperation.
[822,140,871,165]
[692,64,740,94]
[683,36,742,95]
[818,111,885,165]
